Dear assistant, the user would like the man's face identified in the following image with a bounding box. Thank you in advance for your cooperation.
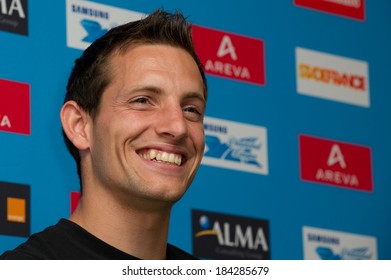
[87,44,206,207]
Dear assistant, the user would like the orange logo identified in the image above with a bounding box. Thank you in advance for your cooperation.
[299,63,366,91]
[7,197,26,223]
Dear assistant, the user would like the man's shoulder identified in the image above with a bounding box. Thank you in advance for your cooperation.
[1,219,199,260]
[166,243,198,260]
[0,219,70,259]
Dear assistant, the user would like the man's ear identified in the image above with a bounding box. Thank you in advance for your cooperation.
[60,101,91,151]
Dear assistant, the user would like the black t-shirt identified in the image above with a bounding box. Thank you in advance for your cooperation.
[0,219,197,260]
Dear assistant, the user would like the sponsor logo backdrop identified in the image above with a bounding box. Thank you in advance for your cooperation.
[0,0,390,259]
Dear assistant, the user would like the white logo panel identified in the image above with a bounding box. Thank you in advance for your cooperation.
[296,47,370,107]
[303,226,377,259]
[66,0,144,50]
[202,116,268,175]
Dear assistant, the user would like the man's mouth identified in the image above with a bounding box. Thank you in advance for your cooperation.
[138,149,183,166]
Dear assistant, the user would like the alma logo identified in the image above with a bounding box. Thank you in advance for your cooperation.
[296,47,369,107]
[0,181,30,237]
[0,0,28,35]
[192,25,265,86]
[192,209,270,260]
[0,78,30,135]
[299,134,373,192]
[294,0,365,21]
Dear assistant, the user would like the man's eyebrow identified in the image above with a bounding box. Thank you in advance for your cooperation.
[118,85,206,106]
[127,86,205,100]
[183,91,207,106]
[128,85,162,94]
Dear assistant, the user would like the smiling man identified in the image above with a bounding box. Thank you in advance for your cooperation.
[1,9,207,260]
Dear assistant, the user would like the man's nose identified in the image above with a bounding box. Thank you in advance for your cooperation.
[155,104,188,140]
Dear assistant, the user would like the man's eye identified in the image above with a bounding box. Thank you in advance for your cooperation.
[184,106,201,115]
[130,97,149,104]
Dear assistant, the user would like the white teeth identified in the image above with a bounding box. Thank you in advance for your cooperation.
[176,156,182,166]
[149,149,156,160]
[140,149,183,166]
[168,153,175,163]
[161,152,169,162]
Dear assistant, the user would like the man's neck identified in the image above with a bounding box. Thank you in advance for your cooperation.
[69,187,172,260]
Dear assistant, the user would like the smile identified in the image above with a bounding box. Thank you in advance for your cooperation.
[138,149,183,166]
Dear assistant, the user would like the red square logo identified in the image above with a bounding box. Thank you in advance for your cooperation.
[0,78,31,135]
[299,135,373,192]
[294,0,365,21]
[192,25,265,86]
[70,191,81,214]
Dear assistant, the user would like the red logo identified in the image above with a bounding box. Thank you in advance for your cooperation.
[0,78,30,135]
[192,25,265,86]
[299,135,373,192]
[70,191,80,214]
[294,0,365,21]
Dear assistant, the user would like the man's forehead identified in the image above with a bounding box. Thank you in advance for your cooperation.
[107,44,207,99]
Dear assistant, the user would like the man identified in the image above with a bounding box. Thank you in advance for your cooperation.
[1,9,207,259]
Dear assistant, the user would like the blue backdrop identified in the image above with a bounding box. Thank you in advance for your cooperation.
[0,0,390,259]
